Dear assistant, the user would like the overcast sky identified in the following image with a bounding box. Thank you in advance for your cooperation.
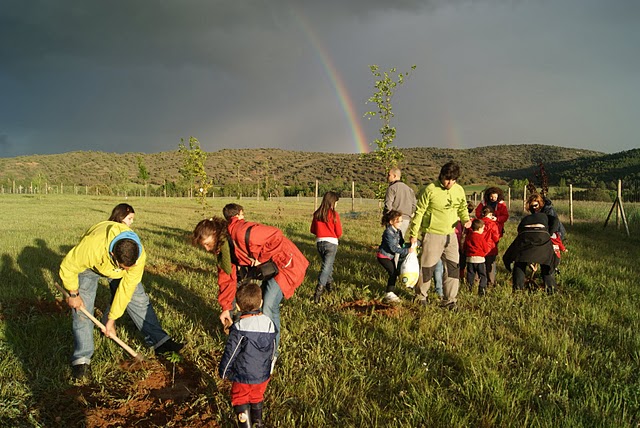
[1,0,638,158]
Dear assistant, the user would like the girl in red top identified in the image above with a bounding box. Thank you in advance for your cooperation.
[475,186,509,236]
[310,191,342,303]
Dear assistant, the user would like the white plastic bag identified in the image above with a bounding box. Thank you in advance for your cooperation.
[399,251,419,289]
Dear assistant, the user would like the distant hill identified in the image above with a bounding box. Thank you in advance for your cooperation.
[2,145,638,195]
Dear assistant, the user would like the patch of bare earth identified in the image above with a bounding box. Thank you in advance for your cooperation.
[65,359,220,427]
[339,299,402,317]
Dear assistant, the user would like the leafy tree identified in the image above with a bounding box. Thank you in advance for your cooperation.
[137,155,150,196]
[364,64,416,199]
[178,137,212,215]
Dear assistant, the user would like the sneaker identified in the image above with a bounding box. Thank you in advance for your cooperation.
[384,292,401,303]
[155,338,184,355]
[325,282,333,293]
[71,363,92,381]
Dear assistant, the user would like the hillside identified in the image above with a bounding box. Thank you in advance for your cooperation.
[3,145,638,196]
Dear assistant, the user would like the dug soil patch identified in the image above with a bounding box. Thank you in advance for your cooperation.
[339,299,402,317]
[57,359,220,427]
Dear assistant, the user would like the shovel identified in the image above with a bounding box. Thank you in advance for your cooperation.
[54,282,144,362]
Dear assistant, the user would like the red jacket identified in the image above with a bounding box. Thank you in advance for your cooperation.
[464,230,491,258]
[310,210,342,239]
[481,217,501,256]
[228,217,309,302]
[476,201,509,235]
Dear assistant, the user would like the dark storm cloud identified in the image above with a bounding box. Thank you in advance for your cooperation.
[0,0,638,157]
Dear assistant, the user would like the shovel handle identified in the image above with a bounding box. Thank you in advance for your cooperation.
[54,282,142,361]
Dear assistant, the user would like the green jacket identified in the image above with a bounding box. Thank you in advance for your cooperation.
[59,221,146,320]
[408,181,470,238]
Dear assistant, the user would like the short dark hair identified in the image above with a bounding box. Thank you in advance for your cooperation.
[235,281,262,312]
[381,210,403,226]
[471,218,485,231]
[439,161,460,181]
[113,238,139,267]
[481,206,494,217]
[223,203,244,221]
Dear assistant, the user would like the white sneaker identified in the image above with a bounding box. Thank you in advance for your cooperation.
[384,291,401,303]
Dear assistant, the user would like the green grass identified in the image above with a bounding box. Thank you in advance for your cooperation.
[1,195,639,427]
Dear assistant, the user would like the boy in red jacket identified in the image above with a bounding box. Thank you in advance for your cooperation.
[464,219,491,295]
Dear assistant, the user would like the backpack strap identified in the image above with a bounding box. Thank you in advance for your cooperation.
[244,225,255,260]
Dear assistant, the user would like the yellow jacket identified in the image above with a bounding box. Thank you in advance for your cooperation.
[59,221,147,320]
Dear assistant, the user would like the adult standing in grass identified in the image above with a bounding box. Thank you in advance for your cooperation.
[105,203,184,355]
[60,218,183,380]
[384,167,416,237]
[408,161,472,310]
[503,194,559,294]
[310,191,342,304]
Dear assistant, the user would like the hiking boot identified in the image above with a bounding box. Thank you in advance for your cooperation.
[384,291,401,303]
[478,287,486,296]
[155,338,184,355]
[71,363,92,381]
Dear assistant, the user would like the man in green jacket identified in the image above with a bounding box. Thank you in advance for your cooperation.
[408,161,472,309]
[60,221,182,380]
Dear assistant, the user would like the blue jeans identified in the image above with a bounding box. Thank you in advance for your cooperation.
[262,277,284,354]
[316,241,338,287]
[106,278,170,349]
[433,259,444,297]
[72,269,170,366]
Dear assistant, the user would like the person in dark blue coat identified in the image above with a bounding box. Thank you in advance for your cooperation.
[219,281,277,428]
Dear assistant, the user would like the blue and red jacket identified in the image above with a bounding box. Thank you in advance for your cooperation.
[219,311,277,384]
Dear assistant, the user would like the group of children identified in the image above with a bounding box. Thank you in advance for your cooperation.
[307,190,510,305]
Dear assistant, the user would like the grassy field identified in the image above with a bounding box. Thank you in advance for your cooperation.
[1,195,639,427]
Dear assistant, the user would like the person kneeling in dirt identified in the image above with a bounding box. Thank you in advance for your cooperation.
[219,281,276,428]
[60,220,183,380]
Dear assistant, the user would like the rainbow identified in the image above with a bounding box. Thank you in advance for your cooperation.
[444,113,461,149]
[291,10,370,154]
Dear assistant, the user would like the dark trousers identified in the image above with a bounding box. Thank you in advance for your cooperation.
[513,262,556,292]
[377,257,398,293]
[466,262,487,291]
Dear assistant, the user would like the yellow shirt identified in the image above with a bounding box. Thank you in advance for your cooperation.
[59,221,146,320]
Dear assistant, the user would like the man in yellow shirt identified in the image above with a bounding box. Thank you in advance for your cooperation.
[60,220,182,379]
[409,162,472,310]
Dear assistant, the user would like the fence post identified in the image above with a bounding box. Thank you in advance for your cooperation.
[569,184,574,226]
[507,187,511,209]
[351,181,355,212]
[616,180,622,228]
[523,184,527,210]
[314,180,319,212]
